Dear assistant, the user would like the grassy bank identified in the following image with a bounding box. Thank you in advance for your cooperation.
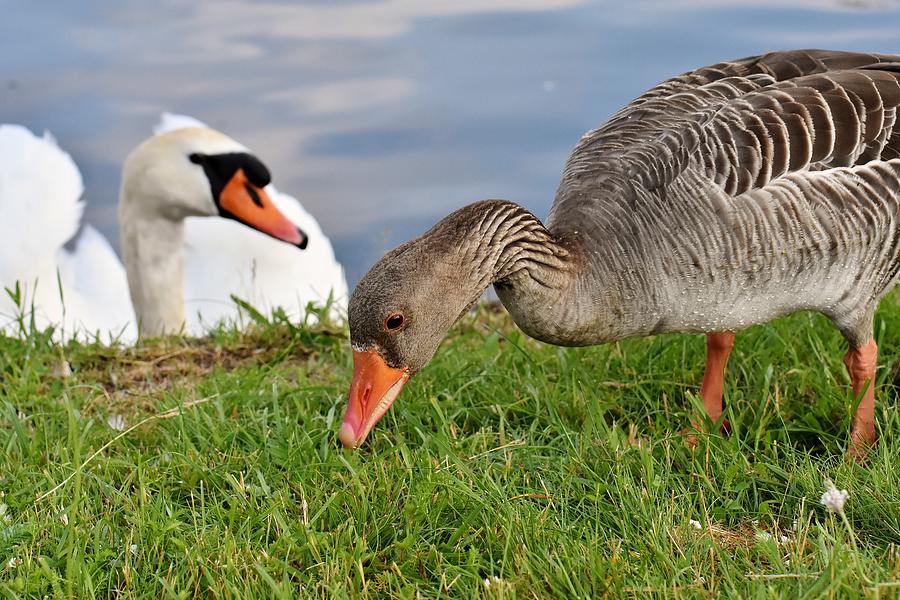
[0,301,898,598]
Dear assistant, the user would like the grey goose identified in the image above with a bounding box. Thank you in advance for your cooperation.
[340,49,900,462]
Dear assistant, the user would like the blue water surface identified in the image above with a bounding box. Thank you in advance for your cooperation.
[2,0,898,282]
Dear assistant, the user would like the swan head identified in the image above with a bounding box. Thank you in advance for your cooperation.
[120,127,307,247]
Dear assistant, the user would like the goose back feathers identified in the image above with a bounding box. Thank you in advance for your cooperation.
[547,49,900,348]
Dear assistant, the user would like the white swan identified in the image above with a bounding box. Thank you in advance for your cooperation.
[0,116,347,341]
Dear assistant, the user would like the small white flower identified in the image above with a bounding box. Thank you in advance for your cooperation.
[0,502,11,524]
[820,480,849,513]
[689,519,702,529]
[107,414,127,432]
[483,576,501,588]
[483,577,491,588]
[698,576,706,584]
[755,531,773,542]
[7,557,21,569]
[60,513,68,526]
[779,535,789,544]
[52,359,72,378]
[129,544,137,556]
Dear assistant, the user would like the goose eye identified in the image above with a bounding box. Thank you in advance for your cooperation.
[384,313,405,331]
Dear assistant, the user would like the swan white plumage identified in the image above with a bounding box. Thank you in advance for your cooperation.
[0,115,347,342]
[0,125,135,340]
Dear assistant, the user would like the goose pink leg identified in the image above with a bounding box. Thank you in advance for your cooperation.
[698,331,735,431]
[844,338,878,462]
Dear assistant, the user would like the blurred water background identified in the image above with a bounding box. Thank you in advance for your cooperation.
[2,0,899,284]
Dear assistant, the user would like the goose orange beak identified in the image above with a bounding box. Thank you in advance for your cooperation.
[219,169,308,248]
[340,349,409,448]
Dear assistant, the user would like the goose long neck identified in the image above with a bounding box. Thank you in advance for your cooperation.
[119,211,185,337]
[458,200,571,291]
[438,200,582,342]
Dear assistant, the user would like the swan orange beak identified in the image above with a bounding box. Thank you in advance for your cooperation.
[218,169,308,248]
[340,348,410,448]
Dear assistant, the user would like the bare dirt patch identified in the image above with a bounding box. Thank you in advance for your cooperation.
[69,327,342,420]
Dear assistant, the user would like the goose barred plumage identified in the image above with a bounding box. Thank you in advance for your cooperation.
[342,49,900,459]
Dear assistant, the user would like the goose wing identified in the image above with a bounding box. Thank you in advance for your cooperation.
[551,50,900,227]
[622,49,894,109]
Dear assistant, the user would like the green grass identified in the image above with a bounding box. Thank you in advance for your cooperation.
[0,298,898,599]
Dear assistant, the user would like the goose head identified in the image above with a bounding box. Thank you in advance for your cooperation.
[340,199,570,448]
[341,245,458,449]
[120,127,307,247]
[340,202,523,448]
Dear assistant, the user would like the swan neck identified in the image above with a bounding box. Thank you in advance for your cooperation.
[120,214,185,336]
